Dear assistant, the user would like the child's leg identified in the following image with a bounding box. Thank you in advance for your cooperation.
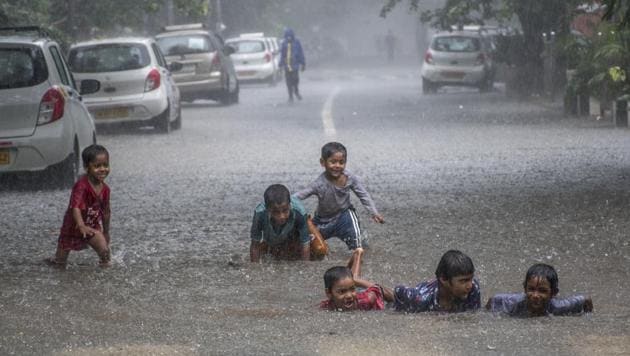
[87,231,110,267]
[45,247,69,268]
[333,209,363,251]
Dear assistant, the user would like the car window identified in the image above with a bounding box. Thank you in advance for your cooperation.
[49,45,71,86]
[156,35,215,55]
[431,36,480,52]
[229,40,265,54]
[151,43,166,67]
[68,44,150,73]
[0,46,48,89]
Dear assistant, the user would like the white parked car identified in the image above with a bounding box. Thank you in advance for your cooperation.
[68,37,182,132]
[226,33,280,84]
[0,26,97,187]
[421,31,496,93]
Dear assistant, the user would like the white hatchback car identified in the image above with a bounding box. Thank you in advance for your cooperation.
[421,31,496,93]
[0,26,97,188]
[68,37,182,132]
[226,33,279,84]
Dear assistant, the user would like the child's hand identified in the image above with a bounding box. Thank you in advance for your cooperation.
[372,214,385,224]
[78,225,96,238]
[583,297,594,313]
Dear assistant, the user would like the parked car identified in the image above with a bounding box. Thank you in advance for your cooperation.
[0,26,98,187]
[156,23,239,104]
[68,37,182,133]
[421,31,496,93]
[226,33,280,84]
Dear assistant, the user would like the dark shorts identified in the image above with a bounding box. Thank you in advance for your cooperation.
[314,208,362,250]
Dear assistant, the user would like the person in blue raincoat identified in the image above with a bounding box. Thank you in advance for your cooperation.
[279,28,306,102]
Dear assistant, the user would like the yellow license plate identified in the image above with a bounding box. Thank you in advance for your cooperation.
[94,107,130,120]
[0,149,10,165]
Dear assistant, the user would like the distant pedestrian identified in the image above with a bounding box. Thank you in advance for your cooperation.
[294,142,384,277]
[249,184,311,262]
[486,263,594,317]
[384,29,397,63]
[279,27,305,102]
[45,144,112,268]
[393,250,481,313]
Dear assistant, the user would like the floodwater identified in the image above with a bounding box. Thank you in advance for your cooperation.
[1,61,630,355]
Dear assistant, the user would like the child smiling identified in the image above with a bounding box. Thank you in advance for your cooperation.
[486,263,593,317]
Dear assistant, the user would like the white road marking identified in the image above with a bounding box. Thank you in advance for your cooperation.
[321,86,341,137]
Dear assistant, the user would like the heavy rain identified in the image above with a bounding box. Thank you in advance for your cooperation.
[1,0,630,355]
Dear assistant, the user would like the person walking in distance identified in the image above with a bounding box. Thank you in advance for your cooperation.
[279,27,305,102]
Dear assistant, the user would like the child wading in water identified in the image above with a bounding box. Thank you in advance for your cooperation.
[46,144,111,268]
[486,263,594,317]
[295,142,384,277]
[320,265,394,311]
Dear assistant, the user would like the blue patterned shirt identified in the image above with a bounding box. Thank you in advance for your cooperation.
[487,293,588,317]
[394,278,481,313]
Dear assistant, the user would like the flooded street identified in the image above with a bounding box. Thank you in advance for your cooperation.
[2,62,630,355]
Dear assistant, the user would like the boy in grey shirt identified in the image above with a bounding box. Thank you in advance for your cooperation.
[294,142,384,267]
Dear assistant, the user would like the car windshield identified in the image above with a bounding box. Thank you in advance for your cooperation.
[229,40,265,54]
[157,35,215,55]
[431,36,481,52]
[0,47,48,89]
[68,43,150,73]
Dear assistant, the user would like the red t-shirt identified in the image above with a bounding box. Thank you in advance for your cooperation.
[320,285,385,311]
[58,175,110,251]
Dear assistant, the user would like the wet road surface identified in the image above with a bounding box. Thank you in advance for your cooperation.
[1,62,630,355]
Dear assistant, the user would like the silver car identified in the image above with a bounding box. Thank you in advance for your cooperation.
[226,33,280,84]
[421,31,496,93]
[68,37,182,132]
[156,24,239,104]
[0,26,97,187]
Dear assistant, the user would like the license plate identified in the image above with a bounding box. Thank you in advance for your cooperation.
[0,149,10,165]
[94,107,129,120]
[442,71,465,79]
[238,70,256,76]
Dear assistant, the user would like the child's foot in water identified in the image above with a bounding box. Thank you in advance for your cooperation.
[44,257,66,269]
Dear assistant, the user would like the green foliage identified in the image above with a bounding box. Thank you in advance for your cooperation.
[603,0,630,28]
[568,22,630,102]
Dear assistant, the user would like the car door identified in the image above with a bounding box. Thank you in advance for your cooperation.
[48,43,94,149]
[151,42,180,120]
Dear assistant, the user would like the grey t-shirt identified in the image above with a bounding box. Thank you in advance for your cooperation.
[294,170,379,223]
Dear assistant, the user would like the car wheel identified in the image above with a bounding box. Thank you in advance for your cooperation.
[53,140,80,189]
[422,78,436,94]
[171,104,182,130]
[230,81,240,104]
[156,104,171,133]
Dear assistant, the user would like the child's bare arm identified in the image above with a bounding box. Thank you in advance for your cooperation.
[250,241,262,262]
[72,208,96,237]
[583,297,594,313]
[299,243,310,261]
[347,248,364,278]
[371,214,385,224]
[103,205,111,243]
[353,278,374,289]
[381,286,395,303]
[354,278,395,303]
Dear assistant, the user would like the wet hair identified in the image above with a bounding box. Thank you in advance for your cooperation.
[324,266,353,290]
[81,144,109,167]
[435,250,475,281]
[321,142,347,160]
[523,263,559,295]
[263,184,290,207]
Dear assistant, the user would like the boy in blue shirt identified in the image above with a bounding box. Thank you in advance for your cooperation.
[486,263,593,317]
[393,250,481,313]
[250,184,310,262]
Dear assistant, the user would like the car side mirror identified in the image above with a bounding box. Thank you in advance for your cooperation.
[224,45,235,56]
[168,61,183,72]
[80,79,100,95]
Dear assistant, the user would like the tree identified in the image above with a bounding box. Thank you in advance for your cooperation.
[603,0,630,27]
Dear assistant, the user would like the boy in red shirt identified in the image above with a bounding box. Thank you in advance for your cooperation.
[320,265,394,311]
